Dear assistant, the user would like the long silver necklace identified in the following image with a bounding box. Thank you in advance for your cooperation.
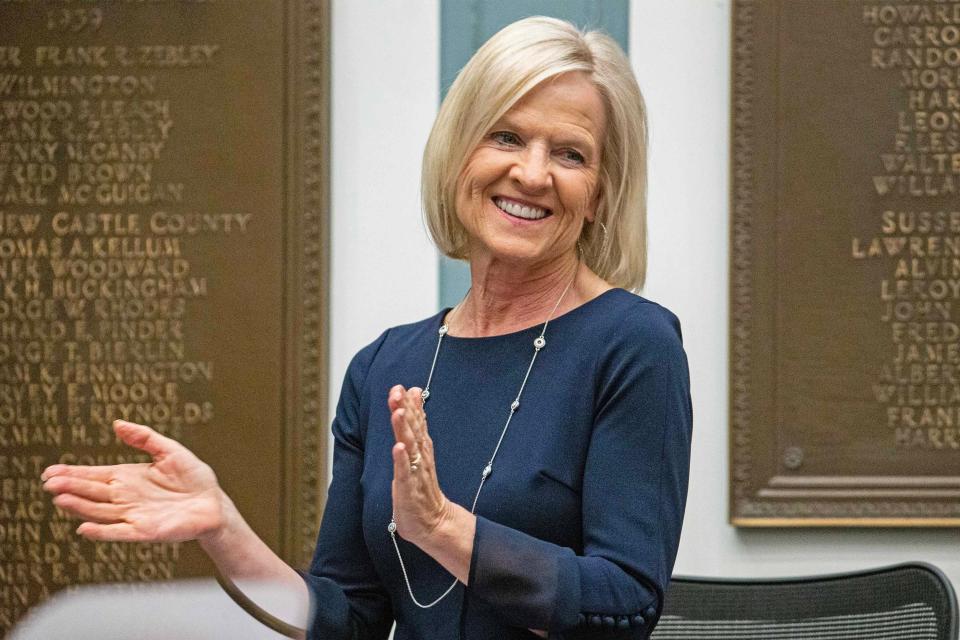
[387,269,578,609]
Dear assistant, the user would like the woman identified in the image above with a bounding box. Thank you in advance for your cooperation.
[41,16,692,639]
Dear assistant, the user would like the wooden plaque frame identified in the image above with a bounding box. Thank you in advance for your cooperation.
[281,0,331,570]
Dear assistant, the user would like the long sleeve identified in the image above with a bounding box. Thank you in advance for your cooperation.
[301,332,395,640]
[466,306,693,638]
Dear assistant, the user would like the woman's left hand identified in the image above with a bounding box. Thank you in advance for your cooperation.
[388,385,450,546]
[387,385,544,635]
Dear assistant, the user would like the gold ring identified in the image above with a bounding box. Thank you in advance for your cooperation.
[409,451,422,471]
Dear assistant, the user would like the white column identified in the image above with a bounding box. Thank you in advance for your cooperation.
[329,0,440,464]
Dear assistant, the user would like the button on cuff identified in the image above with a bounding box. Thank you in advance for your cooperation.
[578,610,652,629]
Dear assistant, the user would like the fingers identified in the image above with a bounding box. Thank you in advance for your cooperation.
[388,385,425,416]
[52,493,124,523]
[42,464,115,483]
[392,442,411,483]
[390,385,435,476]
[388,385,406,412]
[402,389,432,453]
[114,420,179,459]
[408,386,424,411]
[42,475,113,503]
[391,407,418,461]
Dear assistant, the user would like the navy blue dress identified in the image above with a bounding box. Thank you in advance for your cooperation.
[302,289,692,639]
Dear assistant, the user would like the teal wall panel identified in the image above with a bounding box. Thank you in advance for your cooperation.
[438,0,630,309]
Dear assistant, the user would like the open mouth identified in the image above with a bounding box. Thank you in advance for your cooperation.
[493,197,551,221]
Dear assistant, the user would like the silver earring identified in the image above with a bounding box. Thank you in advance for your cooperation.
[597,220,609,248]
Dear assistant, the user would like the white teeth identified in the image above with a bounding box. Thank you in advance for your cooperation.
[494,198,548,220]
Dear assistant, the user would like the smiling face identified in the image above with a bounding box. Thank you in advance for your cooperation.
[455,71,607,270]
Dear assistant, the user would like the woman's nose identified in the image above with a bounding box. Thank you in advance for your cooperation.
[509,148,551,192]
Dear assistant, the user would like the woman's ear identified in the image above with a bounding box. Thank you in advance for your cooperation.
[586,191,602,223]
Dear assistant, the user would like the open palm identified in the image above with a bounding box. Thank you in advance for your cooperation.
[42,420,224,543]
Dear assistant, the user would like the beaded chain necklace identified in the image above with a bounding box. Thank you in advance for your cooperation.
[387,269,577,608]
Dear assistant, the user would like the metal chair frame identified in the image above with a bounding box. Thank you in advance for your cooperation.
[653,561,958,640]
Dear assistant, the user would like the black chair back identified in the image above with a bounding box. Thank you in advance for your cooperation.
[652,562,958,640]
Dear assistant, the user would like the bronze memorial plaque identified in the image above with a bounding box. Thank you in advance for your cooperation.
[730,0,960,526]
[0,0,328,630]
[732,0,960,526]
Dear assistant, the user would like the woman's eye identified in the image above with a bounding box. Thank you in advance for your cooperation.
[491,131,521,146]
[560,149,585,164]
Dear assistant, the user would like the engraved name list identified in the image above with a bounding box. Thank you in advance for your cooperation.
[858,2,960,453]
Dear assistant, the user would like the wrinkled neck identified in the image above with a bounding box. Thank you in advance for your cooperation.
[447,255,608,338]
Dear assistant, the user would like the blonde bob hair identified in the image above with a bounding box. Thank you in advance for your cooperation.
[422,16,648,290]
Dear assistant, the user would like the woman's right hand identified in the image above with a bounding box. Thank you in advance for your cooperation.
[41,419,225,543]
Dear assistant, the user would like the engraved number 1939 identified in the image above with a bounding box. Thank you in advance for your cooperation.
[46,8,104,33]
